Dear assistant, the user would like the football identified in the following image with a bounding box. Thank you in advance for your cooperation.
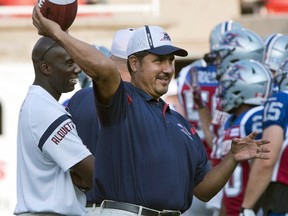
[38,0,78,31]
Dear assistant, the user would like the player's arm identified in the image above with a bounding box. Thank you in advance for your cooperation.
[193,86,213,147]
[32,5,121,105]
[241,125,283,210]
[193,150,237,201]
[194,131,270,201]
[197,107,213,148]
[70,155,95,190]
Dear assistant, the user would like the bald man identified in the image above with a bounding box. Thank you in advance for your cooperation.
[14,36,94,216]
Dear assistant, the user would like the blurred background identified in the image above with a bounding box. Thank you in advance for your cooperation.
[0,0,288,215]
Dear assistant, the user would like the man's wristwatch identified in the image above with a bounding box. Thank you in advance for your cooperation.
[240,208,256,216]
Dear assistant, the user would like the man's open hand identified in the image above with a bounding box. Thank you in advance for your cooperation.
[230,131,271,162]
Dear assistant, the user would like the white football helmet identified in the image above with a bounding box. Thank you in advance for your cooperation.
[213,28,265,79]
[204,21,242,64]
[209,20,243,51]
[264,33,288,73]
[275,58,288,91]
[219,59,273,112]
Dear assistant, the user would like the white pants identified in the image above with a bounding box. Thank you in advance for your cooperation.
[17,214,62,216]
[101,208,144,216]
[86,205,101,216]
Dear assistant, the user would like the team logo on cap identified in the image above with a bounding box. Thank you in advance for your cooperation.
[161,32,171,41]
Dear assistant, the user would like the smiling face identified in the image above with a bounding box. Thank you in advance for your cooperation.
[129,53,175,99]
[32,37,81,100]
[44,46,80,94]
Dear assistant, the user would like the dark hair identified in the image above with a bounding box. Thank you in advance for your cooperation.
[127,50,150,73]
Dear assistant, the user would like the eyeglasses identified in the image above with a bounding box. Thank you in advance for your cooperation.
[41,42,57,61]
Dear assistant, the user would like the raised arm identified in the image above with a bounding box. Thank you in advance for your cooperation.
[194,131,270,202]
[32,5,121,104]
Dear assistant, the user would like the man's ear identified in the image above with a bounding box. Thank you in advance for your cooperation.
[128,55,138,72]
[39,61,50,75]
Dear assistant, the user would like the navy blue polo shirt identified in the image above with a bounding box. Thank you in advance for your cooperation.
[94,81,211,212]
[68,87,99,202]
[68,87,99,154]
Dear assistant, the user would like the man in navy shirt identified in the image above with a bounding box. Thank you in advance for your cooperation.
[68,28,135,157]
[68,28,135,214]
[32,6,271,215]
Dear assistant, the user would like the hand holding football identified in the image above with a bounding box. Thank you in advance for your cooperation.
[38,0,78,31]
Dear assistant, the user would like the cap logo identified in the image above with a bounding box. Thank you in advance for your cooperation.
[161,32,171,41]
[145,25,154,48]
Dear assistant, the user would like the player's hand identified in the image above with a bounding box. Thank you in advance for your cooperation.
[230,131,270,162]
[70,169,91,191]
[32,5,62,37]
[240,208,256,216]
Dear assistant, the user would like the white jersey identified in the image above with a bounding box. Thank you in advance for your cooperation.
[14,85,91,216]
